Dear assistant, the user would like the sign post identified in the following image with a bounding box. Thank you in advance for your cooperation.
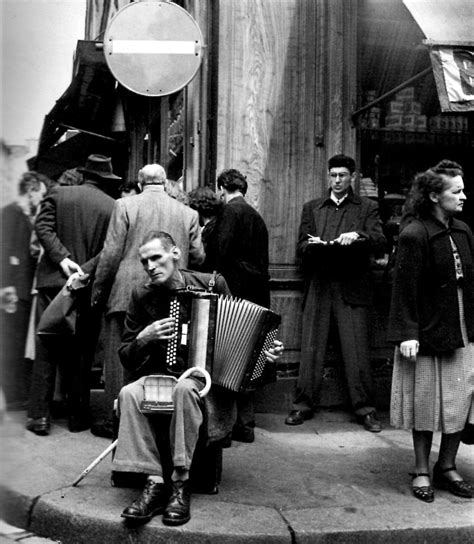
[104,1,204,96]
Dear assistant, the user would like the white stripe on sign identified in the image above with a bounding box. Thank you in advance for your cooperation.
[110,40,198,55]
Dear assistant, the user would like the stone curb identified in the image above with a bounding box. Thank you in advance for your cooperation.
[2,484,473,544]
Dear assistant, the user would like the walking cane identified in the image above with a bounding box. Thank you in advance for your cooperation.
[72,439,118,487]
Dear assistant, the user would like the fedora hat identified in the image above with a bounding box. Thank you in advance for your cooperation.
[78,154,121,180]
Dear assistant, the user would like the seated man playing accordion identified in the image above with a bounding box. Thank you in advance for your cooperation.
[114,231,283,526]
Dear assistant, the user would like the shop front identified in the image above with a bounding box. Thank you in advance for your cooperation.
[33,0,473,412]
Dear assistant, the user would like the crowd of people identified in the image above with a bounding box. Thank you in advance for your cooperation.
[0,153,472,526]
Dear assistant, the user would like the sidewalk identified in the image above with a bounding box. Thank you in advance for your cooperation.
[0,409,473,543]
[0,520,56,544]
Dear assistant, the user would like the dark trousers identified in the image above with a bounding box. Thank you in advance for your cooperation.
[99,312,127,424]
[295,281,375,416]
[28,287,98,420]
[0,299,32,405]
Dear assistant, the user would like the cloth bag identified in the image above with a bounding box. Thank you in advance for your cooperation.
[37,274,90,336]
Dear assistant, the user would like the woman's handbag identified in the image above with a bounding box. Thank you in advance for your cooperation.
[460,422,474,445]
[37,274,90,337]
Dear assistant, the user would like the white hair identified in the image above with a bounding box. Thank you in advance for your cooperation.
[138,164,167,185]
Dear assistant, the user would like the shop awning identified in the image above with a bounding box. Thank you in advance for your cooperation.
[32,40,125,177]
[403,0,474,111]
[28,131,126,181]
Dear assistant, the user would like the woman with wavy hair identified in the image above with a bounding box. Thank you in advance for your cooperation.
[388,160,474,502]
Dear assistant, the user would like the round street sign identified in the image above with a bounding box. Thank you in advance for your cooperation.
[104,1,204,97]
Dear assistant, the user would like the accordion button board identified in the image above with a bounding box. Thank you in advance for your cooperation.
[166,290,281,393]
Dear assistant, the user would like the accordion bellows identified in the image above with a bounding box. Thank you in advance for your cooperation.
[166,291,281,393]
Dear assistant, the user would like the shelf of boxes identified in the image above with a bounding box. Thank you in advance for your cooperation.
[360,87,470,137]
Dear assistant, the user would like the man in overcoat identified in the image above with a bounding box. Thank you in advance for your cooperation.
[208,169,270,442]
[90,163,204,437]
[285,154,386,432]
[26,154,118,435]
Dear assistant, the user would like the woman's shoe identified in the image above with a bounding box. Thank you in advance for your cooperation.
[433,464,474,499]
[409,472,434,503]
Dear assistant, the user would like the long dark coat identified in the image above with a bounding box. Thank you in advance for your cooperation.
[35,181,115,289]
[298,189,386,307]
[1,202,36,300]
[388,215,474,354]
[210,196,270,308]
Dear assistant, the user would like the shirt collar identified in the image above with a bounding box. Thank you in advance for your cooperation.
[142,184,166,192]
[320,187,358,208]
[330,192,348,206]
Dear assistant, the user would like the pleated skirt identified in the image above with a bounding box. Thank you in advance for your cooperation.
[390,288,474,433]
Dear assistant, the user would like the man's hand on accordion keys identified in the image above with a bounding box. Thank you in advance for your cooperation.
[137,317,176,345]
[264,339,284,363]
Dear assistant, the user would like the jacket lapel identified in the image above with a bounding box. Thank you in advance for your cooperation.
[314,205,329,237]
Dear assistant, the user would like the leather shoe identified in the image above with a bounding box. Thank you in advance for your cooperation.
[26,417,50,436]
[121,479,168,522]
[91,420,115,439]
[232,424,255,443]
[357,411,382,432]
[433,464,474,499]
[409,472,434,503]
[163,480,191,526]
[285,409,313,426]
[69,415,90,433]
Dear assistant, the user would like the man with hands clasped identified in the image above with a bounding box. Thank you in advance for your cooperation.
[26,155,118,435]
[285,154,386,431]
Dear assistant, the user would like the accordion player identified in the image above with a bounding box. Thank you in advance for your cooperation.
[165,289,281,394]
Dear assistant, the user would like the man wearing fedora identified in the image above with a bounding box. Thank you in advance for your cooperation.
[26,154,119,435]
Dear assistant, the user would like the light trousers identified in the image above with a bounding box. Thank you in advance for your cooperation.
[112,376,204,476]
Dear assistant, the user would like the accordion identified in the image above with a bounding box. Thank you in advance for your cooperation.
[165,290,281,393]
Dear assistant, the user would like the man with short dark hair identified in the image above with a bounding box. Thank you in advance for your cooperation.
[208,169,271,443]
[213,169,270,308]
[285,154,386,432]
[26,154,118,435]
[114,231,282,526]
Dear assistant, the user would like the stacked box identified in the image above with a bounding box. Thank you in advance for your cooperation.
[387,101,405,114]
[395,87,416,101]
[365,90,377,102]
[362,105,381,129]
[402,114,417,131]
[415,115,427,131]
[439,116,451,131]
[368,107,381,128]
[385,88,426,130]
[404,101,422,115]
[427,114,467,132]
[385,114,404,129]
[428,115,441,131]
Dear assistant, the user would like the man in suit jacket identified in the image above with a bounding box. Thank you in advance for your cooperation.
[285,154,386,432]
[26,154,118,435]
[90,164,204,437]
[1,172,46,408]
[207,169,270,443]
